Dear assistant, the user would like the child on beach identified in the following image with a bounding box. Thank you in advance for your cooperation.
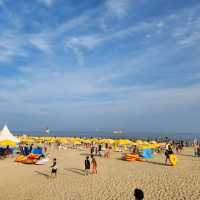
[134,188,144,200]
[91,157,97,174]
[84,156,90,176]
[51,158,57,176]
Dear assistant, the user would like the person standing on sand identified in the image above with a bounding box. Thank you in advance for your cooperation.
[29,144,33,154]
[84,156,90,176]
[104,145,110,158]
[165,142,173,165]
[44,144,47,154]
[90,145,94,155]
[51,158,57,177]
[91,157,97,174]
[98,144,102,156]
[95,143,98,155]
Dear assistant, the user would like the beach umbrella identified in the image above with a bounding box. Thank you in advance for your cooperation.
[82,139,91,143]
[0,140,17,147]
[157,142,166,147]
[70,138,82,144]
[73,141,81,145]
[150,140,157,144]
[115,139,133,145]
[99,138,115,144]
[142,141,150,145]
[90,138,99,143]
[136,140,144,145]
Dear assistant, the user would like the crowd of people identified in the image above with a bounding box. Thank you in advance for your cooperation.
[19,143,34,156]
[18,143,48,156]
[0,145,13,158]
[171,140,184,153]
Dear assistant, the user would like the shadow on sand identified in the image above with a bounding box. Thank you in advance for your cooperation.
[144,160,171,166]
[80,153,91,156]
[118,158,171,166]
[64,168,85,176]
[34,171,50,178]
[178,154,195,158]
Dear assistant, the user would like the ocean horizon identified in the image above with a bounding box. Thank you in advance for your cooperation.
[13,130,200,139]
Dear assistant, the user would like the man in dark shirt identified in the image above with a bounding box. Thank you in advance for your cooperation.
[85,156,90,176]
[98,144,102,156]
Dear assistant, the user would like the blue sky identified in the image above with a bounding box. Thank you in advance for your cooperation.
[0,0,200,133]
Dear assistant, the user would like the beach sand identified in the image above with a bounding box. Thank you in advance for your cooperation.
[0,147,200,200]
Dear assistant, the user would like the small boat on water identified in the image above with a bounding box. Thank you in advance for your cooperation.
[113,129,123,135]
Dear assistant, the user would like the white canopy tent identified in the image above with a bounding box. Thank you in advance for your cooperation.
[0,125,20,143]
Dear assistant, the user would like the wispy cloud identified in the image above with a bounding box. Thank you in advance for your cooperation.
[65,34,103,50]
[0,32,27,62]
[0,0,8,6]
[37,0,55,7]
[30,34,51,52]
[105,0,131,18]
[179,30,200,46]
[55,15,89,36]
[1,65,200,131]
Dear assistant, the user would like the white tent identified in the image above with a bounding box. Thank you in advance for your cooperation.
[0,125,20,143]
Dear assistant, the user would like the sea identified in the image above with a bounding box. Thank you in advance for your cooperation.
[14,130,200,140]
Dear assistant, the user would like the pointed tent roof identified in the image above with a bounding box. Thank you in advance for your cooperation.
[0,125,20,143]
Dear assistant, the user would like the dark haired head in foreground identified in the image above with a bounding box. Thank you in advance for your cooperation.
[134,188,144,200]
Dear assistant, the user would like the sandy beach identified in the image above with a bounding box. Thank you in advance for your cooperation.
[0,147,199,200]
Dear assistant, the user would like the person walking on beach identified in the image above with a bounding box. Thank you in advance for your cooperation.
[91,156,97,174]
[19,144,24,155]
[98,144,102,156]
[104,144,110,158]
[194,139,198,156]
[44,144,47,154]
[165,142,173,165]
[51,158,57,177]
[29,144,33,154]
[134,188,144,200]
[90,145,94,155]
[24,144,29,156]
[84,156,90,176]
[95,143,98,155]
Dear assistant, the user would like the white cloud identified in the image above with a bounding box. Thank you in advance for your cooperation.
[55,15,89,36]
[0,32,27,62]
[105,0,131,18]
[1,65,200,132]
[30,35,51,52]
[65,34,103,49]
[179,31,200,46]
[37,0,54,7]
[0,0,8,6]
[69,46,85,65]
[64,20,157,64]
[168,10,200,46]
[157,22,164,28]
